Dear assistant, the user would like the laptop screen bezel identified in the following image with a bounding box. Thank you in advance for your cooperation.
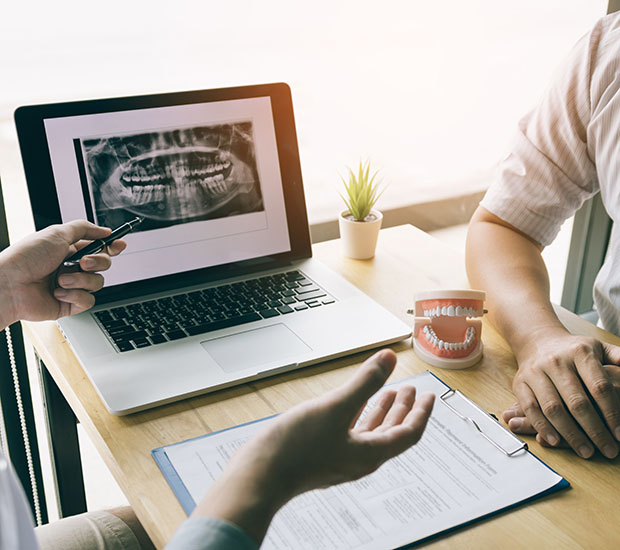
[15,83,312,303]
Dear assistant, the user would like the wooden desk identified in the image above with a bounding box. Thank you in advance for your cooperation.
[24,224,620,548]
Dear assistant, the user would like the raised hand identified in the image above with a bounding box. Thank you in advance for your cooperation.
[194,349,435,544]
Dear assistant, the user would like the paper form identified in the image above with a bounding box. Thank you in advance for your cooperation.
[160,372,566,549]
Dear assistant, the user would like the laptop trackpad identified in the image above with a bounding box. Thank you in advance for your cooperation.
[200,323,312,373]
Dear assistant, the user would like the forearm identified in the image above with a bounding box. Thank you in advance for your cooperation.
[193,473,279,545]
[466,210,567,361]
[191,436,292,546]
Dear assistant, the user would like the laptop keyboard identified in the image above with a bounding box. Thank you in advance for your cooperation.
[93,270,336,352]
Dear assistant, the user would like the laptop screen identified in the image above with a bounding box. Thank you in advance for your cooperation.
[41,96,291,288]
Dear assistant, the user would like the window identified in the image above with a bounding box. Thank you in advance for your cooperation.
[0,0,607,239]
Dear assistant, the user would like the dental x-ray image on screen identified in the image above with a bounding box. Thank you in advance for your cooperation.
[80,122,264,232]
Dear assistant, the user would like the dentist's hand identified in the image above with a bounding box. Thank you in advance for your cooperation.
[0,220,126,327]
[193,349,435,544]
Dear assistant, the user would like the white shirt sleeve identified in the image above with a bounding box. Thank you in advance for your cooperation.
[0,454,39,550]
[480,17,603,246]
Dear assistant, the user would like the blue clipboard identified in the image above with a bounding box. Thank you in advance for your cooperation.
[152,372,570,546]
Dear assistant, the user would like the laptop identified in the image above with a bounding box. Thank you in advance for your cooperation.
[15,83,411,415]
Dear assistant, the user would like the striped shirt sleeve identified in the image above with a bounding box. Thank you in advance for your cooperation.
[481,18,603,246]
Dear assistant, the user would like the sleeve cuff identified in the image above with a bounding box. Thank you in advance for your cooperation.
[166,517,258,550]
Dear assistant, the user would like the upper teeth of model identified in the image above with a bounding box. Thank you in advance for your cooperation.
[423,306,478,318]
[423,325,476,350]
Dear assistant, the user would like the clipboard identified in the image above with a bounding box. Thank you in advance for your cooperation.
[439,386,527,457]
[153,371,569,549]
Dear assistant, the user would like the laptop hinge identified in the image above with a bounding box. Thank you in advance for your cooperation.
[94,256,296,305]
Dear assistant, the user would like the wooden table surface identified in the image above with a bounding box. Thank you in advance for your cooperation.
[23,224,620,549]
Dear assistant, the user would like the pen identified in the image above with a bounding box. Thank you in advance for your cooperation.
[62,217,144,267]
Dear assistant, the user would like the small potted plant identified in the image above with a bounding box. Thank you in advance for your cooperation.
[338,160,384,259]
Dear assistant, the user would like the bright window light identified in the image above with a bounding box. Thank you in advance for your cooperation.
[0,0,608,232]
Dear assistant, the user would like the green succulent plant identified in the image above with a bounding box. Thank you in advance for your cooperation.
[340,160,384,222]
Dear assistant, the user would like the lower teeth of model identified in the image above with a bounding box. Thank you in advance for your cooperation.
[423,326,475,350]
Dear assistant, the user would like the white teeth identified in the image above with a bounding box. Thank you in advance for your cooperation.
[215,174,226,192]
[420,304,481,318]
[130,185,150,204]
[423,325,477,352]
[153,184,165,201]
[140,184,153,203]
[200,177,214,193]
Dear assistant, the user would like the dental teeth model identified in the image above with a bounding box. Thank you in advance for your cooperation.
[410,289,486,369]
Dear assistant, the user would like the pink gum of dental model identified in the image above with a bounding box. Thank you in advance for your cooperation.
[411,289,486,369]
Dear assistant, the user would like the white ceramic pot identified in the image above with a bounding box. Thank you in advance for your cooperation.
[338,209,383,260]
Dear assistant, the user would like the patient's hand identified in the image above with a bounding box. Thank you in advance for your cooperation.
[507,331,620,459]
[192,349,435,544]
[0,220,126,327]
[504,364,620,449]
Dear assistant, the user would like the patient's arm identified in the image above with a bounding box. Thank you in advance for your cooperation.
[191,349,435,545]
[466,206,620,459]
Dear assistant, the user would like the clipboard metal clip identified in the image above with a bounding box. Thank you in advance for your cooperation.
[440,389,528,457]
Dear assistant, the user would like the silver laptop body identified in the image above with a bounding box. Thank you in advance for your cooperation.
[16,83,410,415]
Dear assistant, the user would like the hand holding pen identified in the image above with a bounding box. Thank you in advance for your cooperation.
[62,217,143,267]
[0,220,133,323]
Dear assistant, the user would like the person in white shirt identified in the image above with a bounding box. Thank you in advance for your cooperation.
[0,220,435,550]
[466,12,620,460]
